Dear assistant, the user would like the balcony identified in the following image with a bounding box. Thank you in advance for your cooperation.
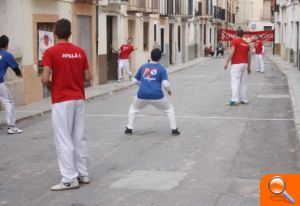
[107,0,128,4]
[127,0,159,14]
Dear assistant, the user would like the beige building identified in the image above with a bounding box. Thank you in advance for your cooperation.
[0,0,97,106]
[235,0,274,31]
[0,0,237,107]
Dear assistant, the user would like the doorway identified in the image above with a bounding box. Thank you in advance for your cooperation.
[169,23,174,65]
[106,16,118,80]
[77,15,92,87]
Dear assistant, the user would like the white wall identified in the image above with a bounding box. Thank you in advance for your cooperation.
[0,0,23,57]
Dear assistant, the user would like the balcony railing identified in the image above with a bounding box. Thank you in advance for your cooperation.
[127,0,159,13]
[107,0,128,3]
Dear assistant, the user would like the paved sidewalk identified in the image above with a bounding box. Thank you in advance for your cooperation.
[266,53,300,141]
[0,57,211,126]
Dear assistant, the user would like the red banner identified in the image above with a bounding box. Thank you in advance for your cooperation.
[219,29,275,42]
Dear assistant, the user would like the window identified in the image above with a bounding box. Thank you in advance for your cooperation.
[178,25,181,52]
[143,22,149,51]
[264,26,273,31]
[167,0,174,15]
[204,24,207,45]
[161,28,165,53]
[209,28,212,44]
[188,0,193,16]
[206,0,209,15]
[154,24,157,42]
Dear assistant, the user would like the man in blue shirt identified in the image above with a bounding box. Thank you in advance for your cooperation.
[0,35,23,134]
[125,49,180,136]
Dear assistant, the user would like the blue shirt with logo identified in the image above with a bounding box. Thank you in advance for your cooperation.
[135,63,168,100]
[0,50,18,83]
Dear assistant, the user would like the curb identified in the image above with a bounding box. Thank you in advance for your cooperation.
[11,58,210,126]
[266,54,300,143]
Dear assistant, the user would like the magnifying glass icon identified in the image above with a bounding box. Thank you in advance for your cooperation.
[268,176,295,204]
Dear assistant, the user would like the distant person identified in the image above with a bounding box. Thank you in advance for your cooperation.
[204,47,209,57]
[116,38,137,83]
[224,28,251,106]
[41,19,92,191]
[0,35,23,134]
[125,49,180,136]
[208,46,214,56]
[254,40,265,73]
[216,42,225,58]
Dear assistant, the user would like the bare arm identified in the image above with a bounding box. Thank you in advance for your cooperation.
[224,46,235,70]
[41,66,52,90]
[162,80,172,96]
[247,51,252,74]
[84,69,92,82]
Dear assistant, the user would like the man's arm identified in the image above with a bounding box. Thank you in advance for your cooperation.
[224,46,235,70]
[41,66,52,90]
[247,51,252,74]
[84,69,92,82]
[162,80,172,96]
[12,66,22,77]
[7,54,22,77]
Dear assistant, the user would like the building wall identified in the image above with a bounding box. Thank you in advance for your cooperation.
[274,0,300,68]
[235,0,273,31]
[0,0,96,106]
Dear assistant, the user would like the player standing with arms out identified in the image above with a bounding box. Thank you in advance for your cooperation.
[224,28,251,106]
[0,35,23,134]
[41,19,92,191]
[116,38,137,83]
[254,40,265,73]
[125,49,180,136]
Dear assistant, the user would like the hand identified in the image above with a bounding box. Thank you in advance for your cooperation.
[167,90,172,96]
[247,68,251,74]
[224,63,228,70]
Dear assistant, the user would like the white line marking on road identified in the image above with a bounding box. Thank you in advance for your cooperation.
[211,83,288,86]
[85,114,294,121]
[176,75,216,78]
[257,95,290,99]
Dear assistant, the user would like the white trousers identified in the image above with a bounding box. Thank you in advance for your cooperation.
[231,64,248,103]
[127,97,177,130]
[0,83,16,127]
[255,54,265,72]
[118,59,132,80]
[52,100,89,183]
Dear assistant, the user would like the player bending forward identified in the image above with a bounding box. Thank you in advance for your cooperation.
[125,49,180,136]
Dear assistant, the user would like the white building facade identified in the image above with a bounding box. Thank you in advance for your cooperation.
[274,0,300,69]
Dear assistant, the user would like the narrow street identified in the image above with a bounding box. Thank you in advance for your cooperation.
[0,57,299,206]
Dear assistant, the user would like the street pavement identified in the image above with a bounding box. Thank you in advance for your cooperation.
[0,57,299,206]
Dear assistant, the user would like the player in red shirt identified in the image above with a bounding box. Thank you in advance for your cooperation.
[116,38,137,83]
[224,28,251,106]
[41,19,92,191]
[253,40,265,73]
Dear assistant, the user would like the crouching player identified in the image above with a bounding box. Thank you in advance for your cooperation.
[125,49,180,136]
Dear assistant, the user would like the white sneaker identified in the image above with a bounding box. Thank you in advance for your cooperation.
[7,127,23,135]
[50,180,79,191]
[118,79,122,83]
[78,176,90,184]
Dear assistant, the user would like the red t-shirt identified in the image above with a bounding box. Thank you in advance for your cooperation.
[230,37,250,65]
[119,44,134,59]
[42,42,89,104]
[254,41,263,54]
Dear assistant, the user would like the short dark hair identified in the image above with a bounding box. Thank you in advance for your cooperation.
[237,28,244,37]
[0,35,9,49]
[151,49,162,62]
[55,19,71,40]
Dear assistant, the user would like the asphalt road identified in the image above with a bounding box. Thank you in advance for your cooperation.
[0,57,299,206]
